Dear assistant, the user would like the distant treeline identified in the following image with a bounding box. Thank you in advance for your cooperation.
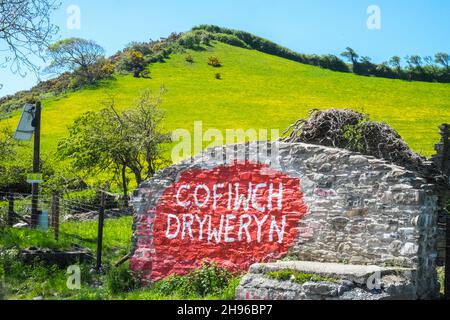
[192,25,450,83]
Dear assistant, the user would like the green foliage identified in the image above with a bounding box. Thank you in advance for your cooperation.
[1,40,448,184]
[47,38,107,86]
[185,55,194,63]
[0,153,56,193]
[178,32,203,49]
[341,47,359,65]
[106,264,137,294]
[0,222,239,300]
[313,54,349,72]
[194,25,450,83]
[210,33,249,49]
[177,30,215,49]
[208,56,222,67]
[0,73,73,116]
[266,269,337,284]
[3,26,449,117]
[339,48,450,82]
[0,226,70,251]
[0,247,94,299]
[177,30,249,51]
[57,90,170,197]
[125,42,154,56]
[0,128,15,162]
[152,262,238,298]
[70,58,115,89]
[193,24,349,73]
[342,118,369,154]
[116,50,146,78]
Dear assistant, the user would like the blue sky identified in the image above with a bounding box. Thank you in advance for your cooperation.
[1,0,449,97]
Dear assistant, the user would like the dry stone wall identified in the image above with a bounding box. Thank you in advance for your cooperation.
[130,141,440,299]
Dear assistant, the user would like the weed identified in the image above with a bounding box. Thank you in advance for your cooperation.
[266,269,337,284]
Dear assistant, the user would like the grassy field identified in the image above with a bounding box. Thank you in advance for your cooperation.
[1,41,450,162]
[0,216,239,300]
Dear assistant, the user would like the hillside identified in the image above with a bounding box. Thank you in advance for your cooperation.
[1,41,450,162]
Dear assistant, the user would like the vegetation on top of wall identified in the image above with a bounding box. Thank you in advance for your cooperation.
[283,109,426,174]
[266,269,338,284]
[147,262,240,299]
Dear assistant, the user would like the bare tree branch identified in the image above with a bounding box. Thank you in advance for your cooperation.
[0,0,60,80]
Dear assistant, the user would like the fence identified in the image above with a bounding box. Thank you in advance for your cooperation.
[0,189,131,271]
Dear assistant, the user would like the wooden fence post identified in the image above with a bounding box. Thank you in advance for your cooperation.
[446,215,450,300]
[96,190,106,273]
[30,102,41,229]
[51,192,60,241]
[7,195,14,227]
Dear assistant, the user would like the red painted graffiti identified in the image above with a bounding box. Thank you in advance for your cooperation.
[131,162,308,281]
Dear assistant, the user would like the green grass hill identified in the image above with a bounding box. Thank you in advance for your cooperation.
[1,40,449,165]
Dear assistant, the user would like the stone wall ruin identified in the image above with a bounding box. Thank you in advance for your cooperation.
[130,141,443,299]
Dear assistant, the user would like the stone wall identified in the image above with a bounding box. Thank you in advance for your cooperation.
[130,141,440,298]
[432,124,450,266]
[236,261,417,300]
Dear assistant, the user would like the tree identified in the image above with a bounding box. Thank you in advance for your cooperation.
[358,56,376,75]
[435,53,450,71]
[340,47,359,65]
[47,38,106,84]
[389,56,402,74]
[0,0,60,87]
[57,90,171,206]
[375,61,393,78]
[408,55,423,69]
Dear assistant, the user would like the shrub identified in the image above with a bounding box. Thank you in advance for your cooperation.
[211,33,249,49]
[215,73,222,80]
[194,30,212,46]
[194,25,306,63]
[316,54,350,72]
[141,70,151,78]
[178,32,202,49]
[283,109,426,173]
[106,264,138,295]
[208,56,222,67]
[185,55,194,63]
[125,42,153,56]
[68,58,115,89]
[152,262,236,298]
[115,50,146,77]
[187,262,232,296]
